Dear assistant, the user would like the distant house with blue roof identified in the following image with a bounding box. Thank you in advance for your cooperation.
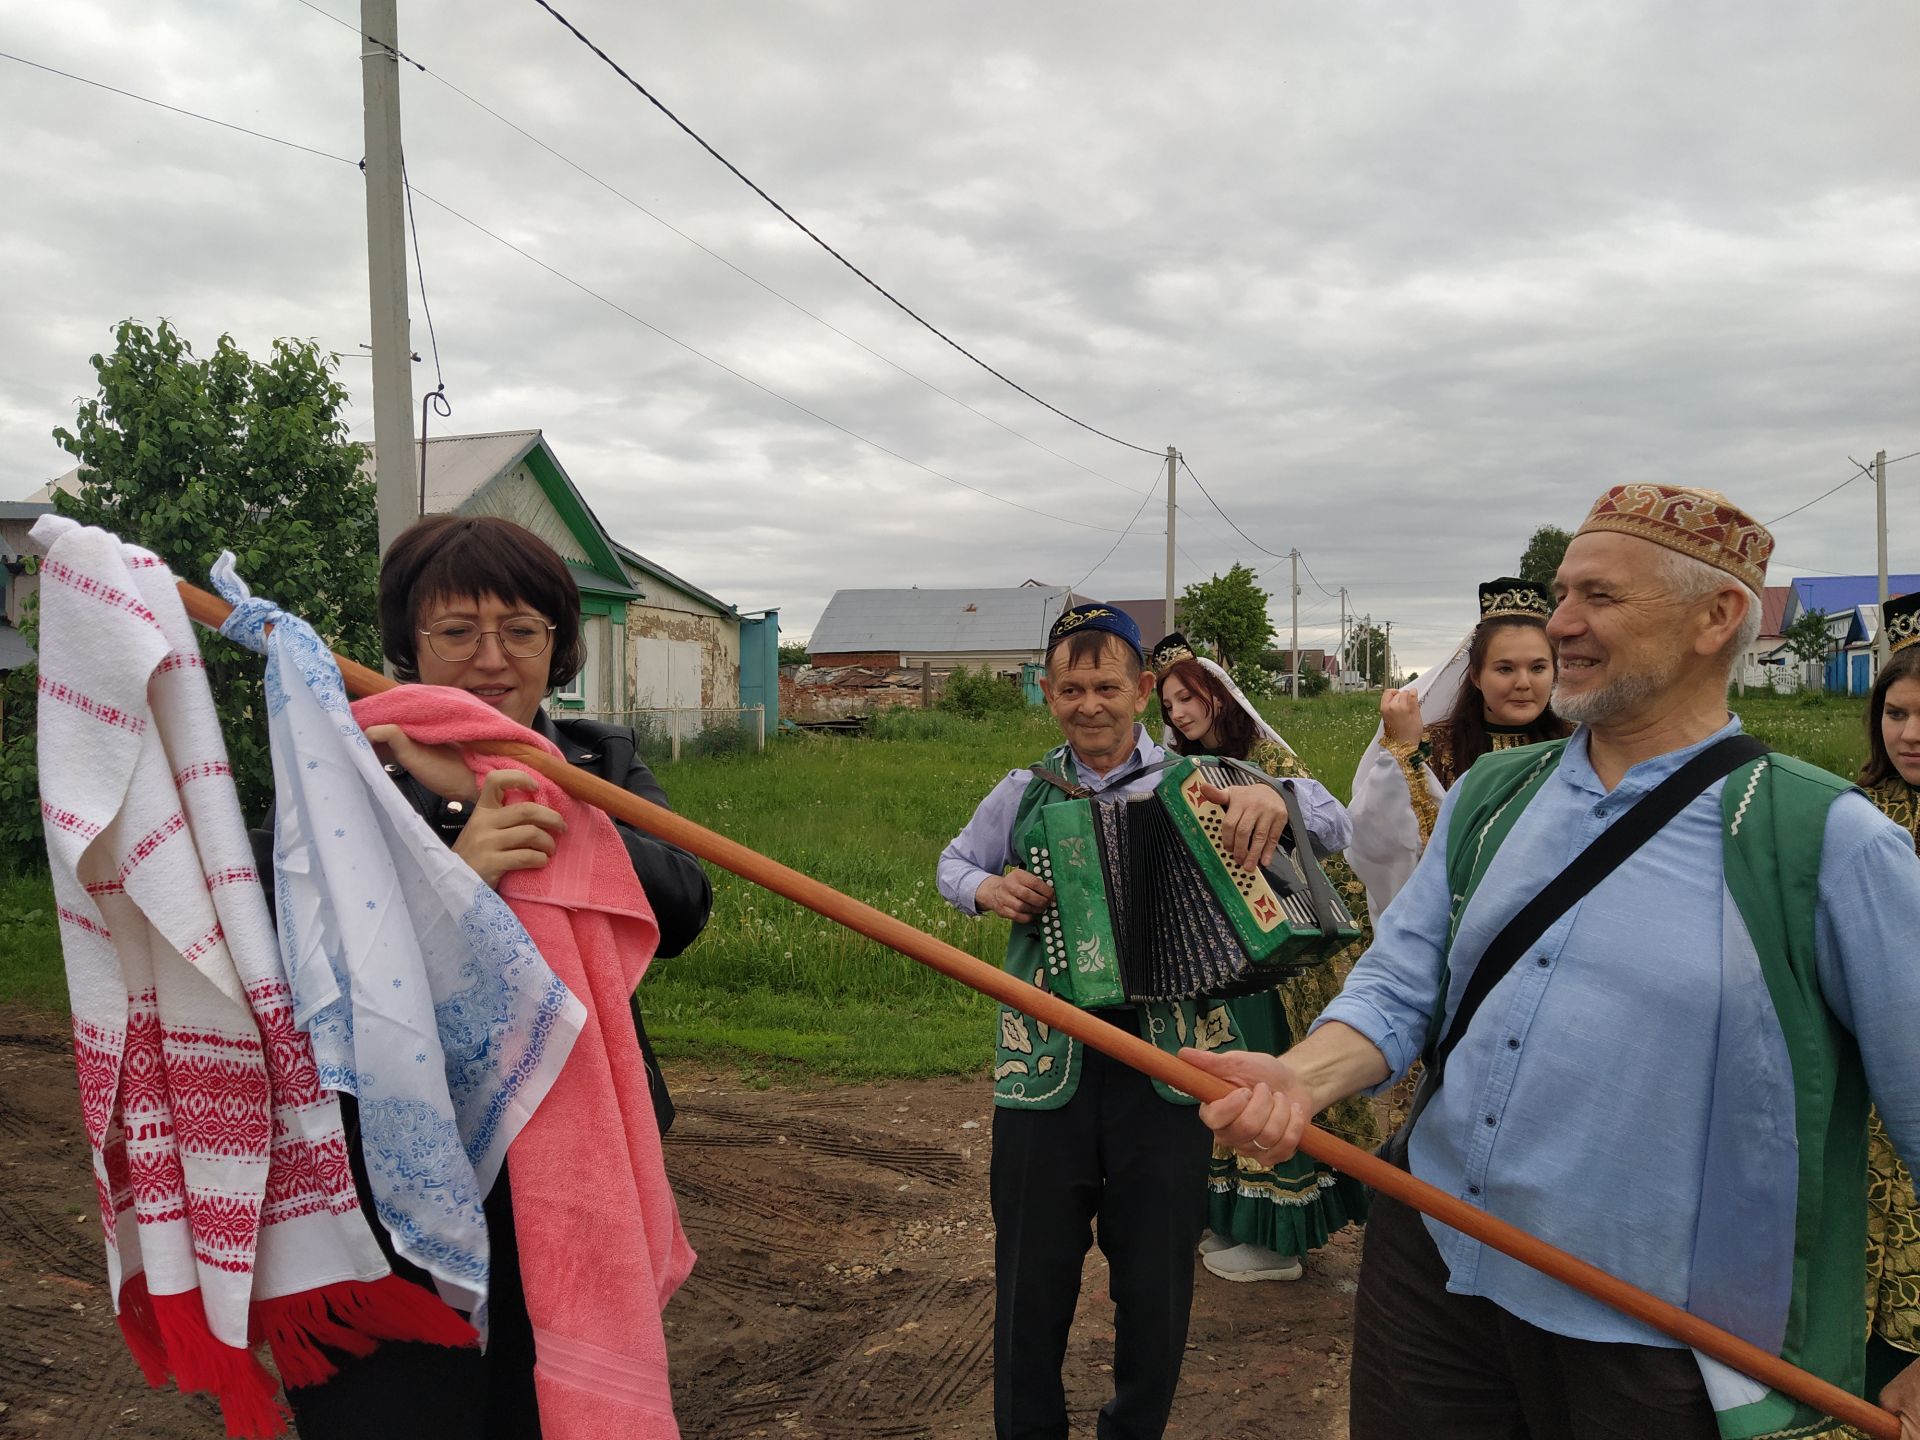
[1772,574,1920,695]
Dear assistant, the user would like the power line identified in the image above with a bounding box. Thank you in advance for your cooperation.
[1178,457,1286,560]
[527,0,1162,457]
[1296,551,1340,599]
[0,51,354,166]
[399,156,445,393]
[1070,465,1166,593]
[9,48,1132,538]
[1765,451,1918,527]
[286,0,1153,500]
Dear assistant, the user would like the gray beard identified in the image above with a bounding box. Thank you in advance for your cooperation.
[1552,660,1677,726]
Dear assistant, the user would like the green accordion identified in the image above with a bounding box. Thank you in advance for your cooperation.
[1015,755,1360,1006]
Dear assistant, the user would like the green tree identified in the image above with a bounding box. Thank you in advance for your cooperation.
[1519,525,1573,587]
[778,640,811,666]
[1780,608,1833,678]
[1177,564,1274,671]
[938,663,1026,719]
[1341,621,1390,688]
[42,319,379,830]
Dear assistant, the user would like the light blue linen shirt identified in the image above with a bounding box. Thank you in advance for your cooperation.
[936,725,1353,916]
[1316,716,1920,1346]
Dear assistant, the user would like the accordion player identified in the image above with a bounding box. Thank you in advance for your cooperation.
[1015,754,1361,1007]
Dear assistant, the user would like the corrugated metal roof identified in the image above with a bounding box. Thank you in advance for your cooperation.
[810,586,1072,655]
[0,500,54,521]
[1758,584,1791,639]
[360,429,543,512]
[1784,575,1920,625]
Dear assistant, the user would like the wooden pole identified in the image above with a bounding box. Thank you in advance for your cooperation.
[174,578,1902,1440]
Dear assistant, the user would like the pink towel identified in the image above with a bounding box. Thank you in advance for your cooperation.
[351,687,695,1440]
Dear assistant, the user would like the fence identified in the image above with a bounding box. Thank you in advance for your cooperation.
[573,706,766,763]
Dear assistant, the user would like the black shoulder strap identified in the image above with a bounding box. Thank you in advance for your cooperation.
[1428,732,1767,1076]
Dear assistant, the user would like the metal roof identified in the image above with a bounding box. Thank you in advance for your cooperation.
[359,429,544,513]
[809,586,1072,655]
[1783,575,1920,625]
[0,500,54,521]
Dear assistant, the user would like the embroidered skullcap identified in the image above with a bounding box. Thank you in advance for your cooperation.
[1048,601,1143,661]
[1149,631,1196,676]
[1477,578,1553,624]
[1576,484,1773,592]
[1884,591,1920,657]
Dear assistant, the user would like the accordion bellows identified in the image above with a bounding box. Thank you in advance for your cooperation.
[1019,757,1360,1006]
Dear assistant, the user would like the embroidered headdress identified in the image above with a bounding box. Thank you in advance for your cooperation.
[1884,591,1920,656]
[1048,600,1143,660]
[1149,630,1196,676]
[1477,577,1554,624]
[1576,484,1773,592]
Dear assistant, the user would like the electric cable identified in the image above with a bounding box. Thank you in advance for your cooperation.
[527,0,1162,456]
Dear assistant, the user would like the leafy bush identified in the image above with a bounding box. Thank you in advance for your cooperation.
[938,664,1028,719]
[1229,660,1275,699]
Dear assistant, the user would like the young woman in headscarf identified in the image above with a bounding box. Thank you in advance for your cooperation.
[1345,579,1569,915]
[1153,635,1376,1283]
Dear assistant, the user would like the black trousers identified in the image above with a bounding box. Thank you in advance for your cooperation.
[990,1018,1212,1440]
[1349,1193,1718,1440]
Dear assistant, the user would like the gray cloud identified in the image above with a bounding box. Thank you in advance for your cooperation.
[3,0,1916,671]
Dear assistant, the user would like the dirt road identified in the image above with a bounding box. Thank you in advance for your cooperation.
[0,1007,1355,1437]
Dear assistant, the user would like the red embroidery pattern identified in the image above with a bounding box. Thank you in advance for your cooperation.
[41,801,103,842]
[205,867,257,891]
[37,677,148,735]
[41,558,160,625]
[85,880,125,898]
[155,651,207,676]
[125,554,164,569]
[186,1191,264,1273]
[71,1017,123,1144]
[167,1049,271,1157]
[251,989,325,1110]
[57,905,111,940]
[172,760,232,788]
[98,1134,133,1236]
[116,813,188,884]
[177,923,225,968]
[263,1134,359,1223]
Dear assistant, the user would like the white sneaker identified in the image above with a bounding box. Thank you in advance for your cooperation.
[1203,1243,1304,1282]
[1197,1229,1235,1256]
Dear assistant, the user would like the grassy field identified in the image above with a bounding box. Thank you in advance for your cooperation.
[0,690,1875,1081]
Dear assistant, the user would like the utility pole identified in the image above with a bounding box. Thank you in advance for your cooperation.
[362,0,417,559]
[1163,445,1177,639]
[1362,614,1371,690]
[1384,621,1395,687]
[1289,549,1300,699]
[1338,588,1348,693]
[1876,448,1890,670]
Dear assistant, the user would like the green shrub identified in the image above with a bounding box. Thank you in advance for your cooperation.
[938,664,1027,719]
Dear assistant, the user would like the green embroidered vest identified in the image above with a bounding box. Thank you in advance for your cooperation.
[992,746,1244,1110]
[1444,741,1869,1439]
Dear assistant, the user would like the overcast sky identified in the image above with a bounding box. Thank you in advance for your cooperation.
[3,1,1916,670]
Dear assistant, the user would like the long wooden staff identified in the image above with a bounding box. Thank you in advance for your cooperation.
[176,579,1901,1440]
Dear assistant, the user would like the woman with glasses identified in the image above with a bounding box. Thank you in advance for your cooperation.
[263,514,712,1439]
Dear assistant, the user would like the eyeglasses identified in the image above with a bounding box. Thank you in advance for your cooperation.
[420,617,555,664]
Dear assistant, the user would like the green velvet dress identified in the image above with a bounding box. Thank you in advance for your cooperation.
[1204,739,1377,1257]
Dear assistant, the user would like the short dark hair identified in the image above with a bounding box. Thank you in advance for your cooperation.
[1047,629,1143,679]
[378,514,586,689]
[1862,646,1920,786]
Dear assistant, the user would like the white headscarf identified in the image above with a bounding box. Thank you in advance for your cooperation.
[1157,651,1296,755]
[1344,635,1473,916]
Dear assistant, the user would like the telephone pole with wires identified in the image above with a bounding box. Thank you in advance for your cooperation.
[1163,446,1178,638]
[1289,549,1300,699]
[1876,449,1890,668]
[1338,588,1348,692]
[361,0,418,557]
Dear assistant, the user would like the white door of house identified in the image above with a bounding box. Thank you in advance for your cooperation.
[632,636,703,711]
